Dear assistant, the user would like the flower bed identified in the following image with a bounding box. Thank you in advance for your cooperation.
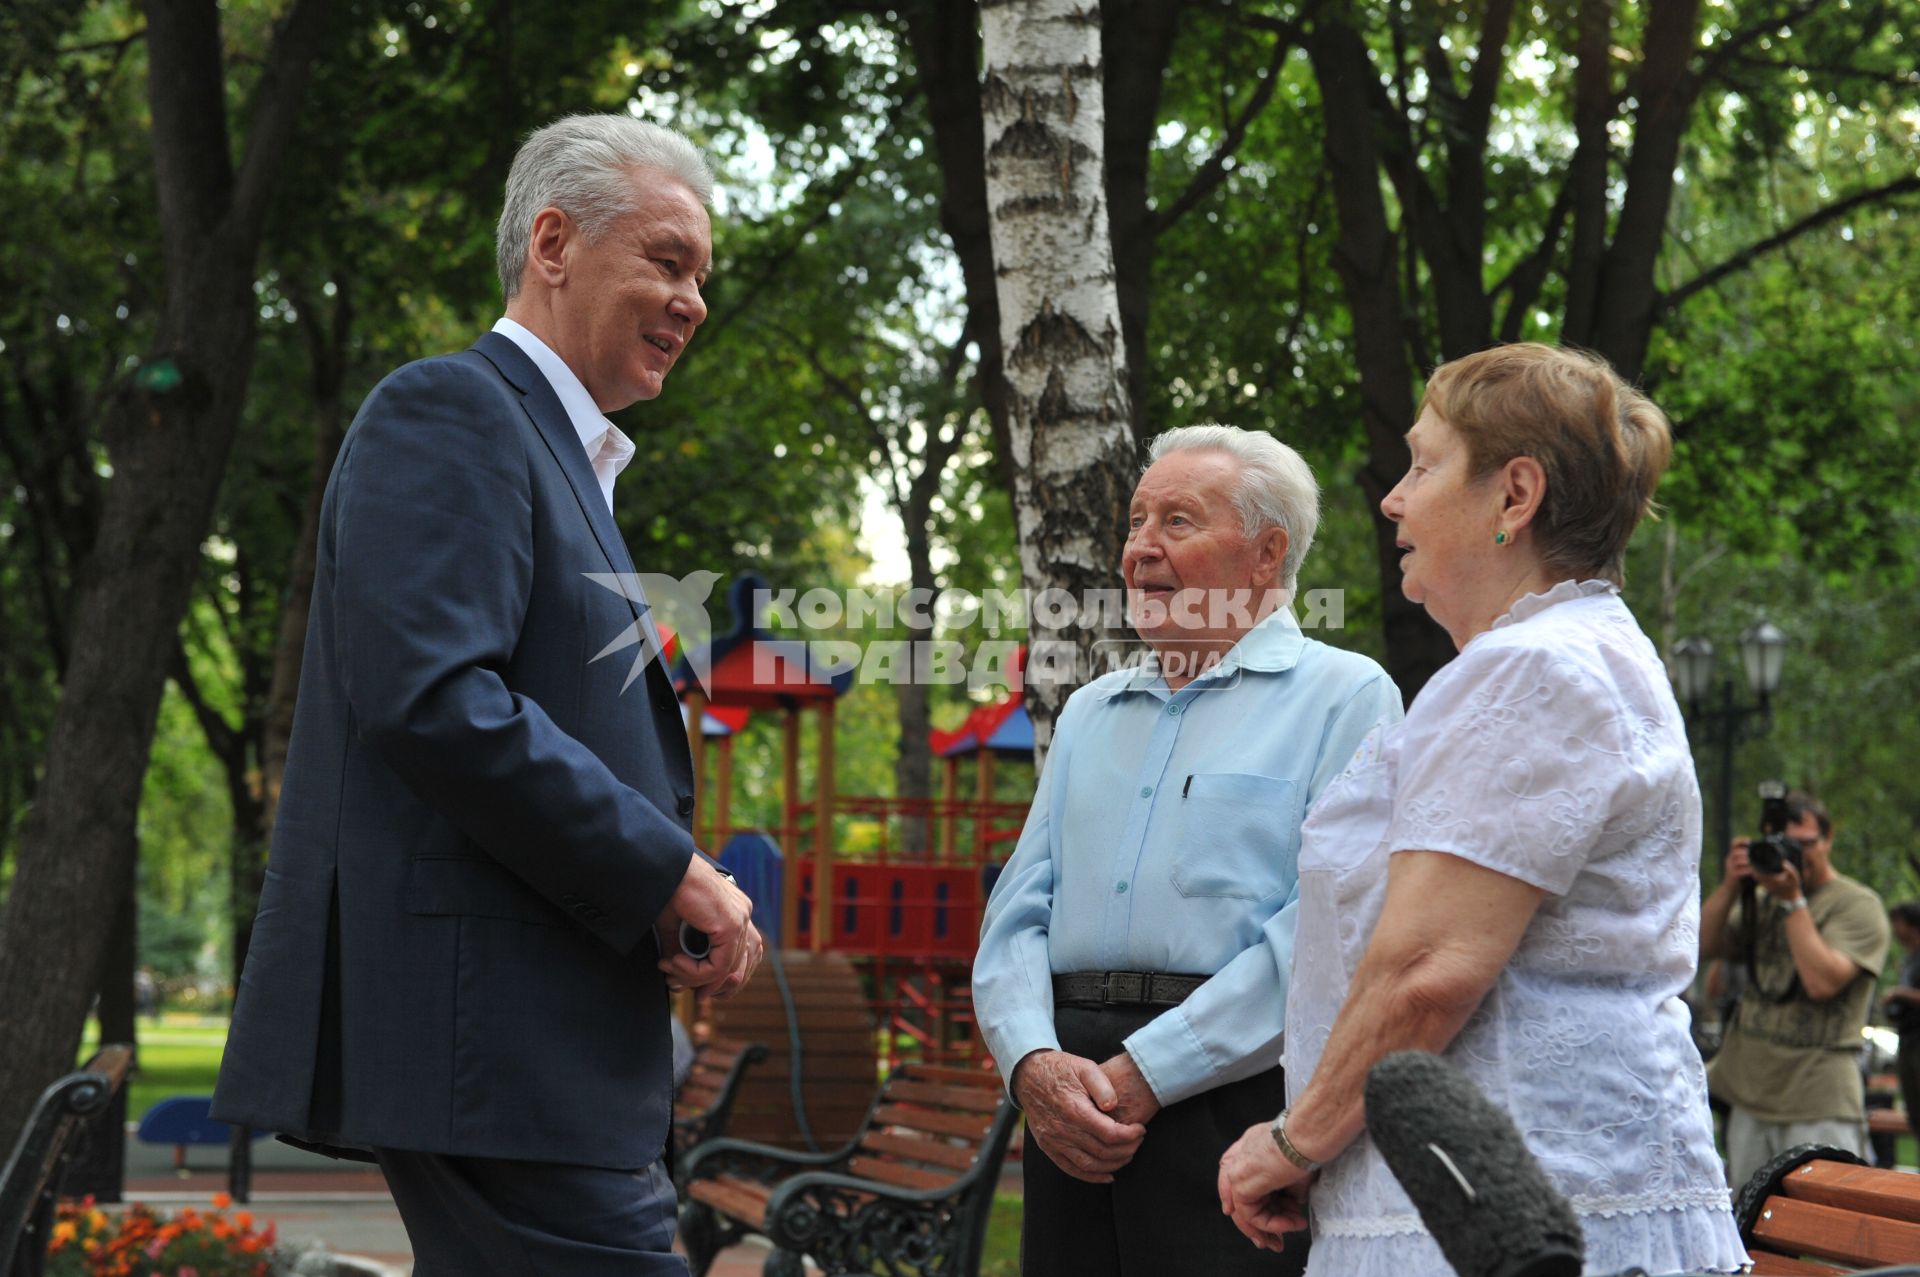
[47,1193,287,1277]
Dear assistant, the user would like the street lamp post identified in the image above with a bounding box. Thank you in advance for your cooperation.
[1672,622,1790,858]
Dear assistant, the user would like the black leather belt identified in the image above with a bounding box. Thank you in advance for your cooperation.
[1053,971,1208,1009]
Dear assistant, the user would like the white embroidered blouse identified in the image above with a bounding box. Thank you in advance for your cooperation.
[1285,580,1748,1277]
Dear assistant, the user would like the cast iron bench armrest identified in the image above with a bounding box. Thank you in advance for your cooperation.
[1734,1144,1920,1274]
[671,1038,769,1188]
[0,1045,136,1276]
[681,1134,855,1184]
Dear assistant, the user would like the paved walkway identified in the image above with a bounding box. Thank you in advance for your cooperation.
[123,1138,758,1274]
[121,1130,1022,1275]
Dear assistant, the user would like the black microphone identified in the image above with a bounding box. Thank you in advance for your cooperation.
[1364,1050,1584,1277]
[678,921,711,959]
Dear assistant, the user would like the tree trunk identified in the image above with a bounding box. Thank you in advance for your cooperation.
[893,537,937,856]
[981,0,1138,761]
[242,281,353,981]
[1588,0,1701,379]
[1098,0,1184,439]
[1306,14,1455,701]
[0,0,329,1144]
[901,3,1019,497]
[891,395,965,858]
[92,849,138,1054]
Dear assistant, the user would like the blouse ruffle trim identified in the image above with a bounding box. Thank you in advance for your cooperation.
[1315,1186,1735,1239]
[1488,577,1619,631]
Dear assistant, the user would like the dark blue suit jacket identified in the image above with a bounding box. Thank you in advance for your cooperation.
[212,332,699,1169]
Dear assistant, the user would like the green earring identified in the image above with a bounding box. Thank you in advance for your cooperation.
[1494,530,1508,545]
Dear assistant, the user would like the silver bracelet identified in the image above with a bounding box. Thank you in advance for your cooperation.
[1268,1109,1323,1172]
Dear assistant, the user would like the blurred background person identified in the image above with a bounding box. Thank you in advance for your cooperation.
[1884,901,1920,1143]
[1701,792,1888,1188]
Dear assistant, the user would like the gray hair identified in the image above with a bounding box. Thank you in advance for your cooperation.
[1146,424,1320,595]
[496,115,714,302]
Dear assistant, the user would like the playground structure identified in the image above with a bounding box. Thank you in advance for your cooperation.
[667,577,1034,1074]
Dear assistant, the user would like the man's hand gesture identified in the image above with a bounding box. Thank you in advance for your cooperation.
[655,856,762,1000]
[1011,1050,1146,1183]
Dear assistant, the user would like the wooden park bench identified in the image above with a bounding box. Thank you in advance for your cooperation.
[670,1036,769,1187]
[1733,1145,1920,1273]
[0,1044,133,1277]
[678,1062,1016,1277]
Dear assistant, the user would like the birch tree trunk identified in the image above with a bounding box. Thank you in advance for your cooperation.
[981,0,1136,762]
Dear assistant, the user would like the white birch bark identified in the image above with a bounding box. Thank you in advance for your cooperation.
[980,0,1136,762]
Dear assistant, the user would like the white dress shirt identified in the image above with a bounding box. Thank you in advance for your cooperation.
[491,317,633,513]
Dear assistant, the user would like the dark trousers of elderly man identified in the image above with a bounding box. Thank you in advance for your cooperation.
[1020,1002,1305,1276]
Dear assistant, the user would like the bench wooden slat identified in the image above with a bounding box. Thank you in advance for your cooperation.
[846,1155,955,1191]
[885,1079,1002,1114]
[1778,1160,1920,1225]
[1747,1254,1849,1276]
[687,1174,773,1228]
[859,1130,978,1171]
[1748,1195,1920,1269]
[678,1084,720,1110]
[904,1064,1000,1088]
[873,1103,992,1140]
[1866,1109,1911,1137]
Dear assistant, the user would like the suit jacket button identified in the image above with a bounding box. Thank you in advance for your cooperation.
[676,794,695,818]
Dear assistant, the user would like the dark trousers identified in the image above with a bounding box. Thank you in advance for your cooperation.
[1019,1004,1309,1277]
[375,1148,686,1276]
[1901,1033,1920,1142]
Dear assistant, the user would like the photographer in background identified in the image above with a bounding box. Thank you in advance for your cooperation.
[1883,901,1920,1142]
[1702,791,1890,1189]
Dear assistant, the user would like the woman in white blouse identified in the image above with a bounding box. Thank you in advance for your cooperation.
[1217,344,1747,1276]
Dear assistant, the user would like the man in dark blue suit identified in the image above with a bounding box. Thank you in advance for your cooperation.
[212,115,762,1274]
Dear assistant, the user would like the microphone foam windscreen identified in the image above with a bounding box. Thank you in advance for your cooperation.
[1364,1050,1584,1277]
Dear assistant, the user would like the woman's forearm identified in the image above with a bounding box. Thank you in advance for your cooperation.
[1283,851,1546,1165]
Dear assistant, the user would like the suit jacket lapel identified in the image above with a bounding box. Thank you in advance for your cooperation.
[472,332,643,624]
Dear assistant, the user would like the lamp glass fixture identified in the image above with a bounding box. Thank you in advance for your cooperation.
[1672,636,1714,706]
[1740,620,1788,697]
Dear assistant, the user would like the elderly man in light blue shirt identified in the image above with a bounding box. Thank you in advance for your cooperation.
[974,425,1400,1277]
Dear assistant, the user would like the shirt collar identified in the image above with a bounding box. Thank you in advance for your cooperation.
[1489,578,1619,630]
[1094,607,1308,701]
[491,317,633,477]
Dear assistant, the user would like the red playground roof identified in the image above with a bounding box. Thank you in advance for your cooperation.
[671,574,856,710]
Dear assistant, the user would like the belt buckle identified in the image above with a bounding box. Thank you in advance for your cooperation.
[1104,972,1145,1004]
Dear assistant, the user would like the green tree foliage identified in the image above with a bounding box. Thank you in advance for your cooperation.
[6,0,1920,1088]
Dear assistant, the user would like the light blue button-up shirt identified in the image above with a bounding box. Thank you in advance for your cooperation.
[973,610,1403,1106]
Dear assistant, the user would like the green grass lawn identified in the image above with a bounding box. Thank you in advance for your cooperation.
[80,1016,227,1122]
[979,1190,1021,1277]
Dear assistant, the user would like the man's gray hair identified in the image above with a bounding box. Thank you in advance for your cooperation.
[496,115,714,302]
[1146,424,1320,595]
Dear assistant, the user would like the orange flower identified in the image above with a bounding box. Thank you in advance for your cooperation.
[209,1193,232,1210]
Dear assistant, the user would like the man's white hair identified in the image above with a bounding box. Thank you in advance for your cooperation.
[496,115,714,302]
[1146,423,1320,596]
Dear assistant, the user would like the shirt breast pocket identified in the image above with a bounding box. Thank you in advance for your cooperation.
[1168,772,1299,902]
